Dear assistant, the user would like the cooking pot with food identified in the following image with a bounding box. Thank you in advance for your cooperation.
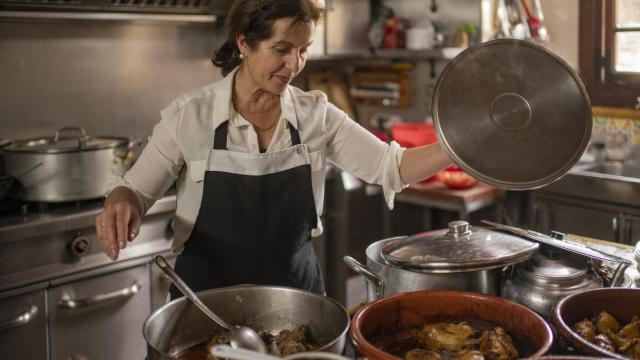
[1,127,140,202]
[143,285,350,360]
[350,290,553,360]
[343,221,538,301]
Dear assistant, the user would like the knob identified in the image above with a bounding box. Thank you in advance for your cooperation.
[69,235,92,258]
[448,221,470,236]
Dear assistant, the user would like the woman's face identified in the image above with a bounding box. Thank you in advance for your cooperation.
[237,17,315,94]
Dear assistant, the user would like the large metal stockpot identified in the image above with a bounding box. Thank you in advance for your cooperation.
[144,285,350,360]
[344,221,539,301]
[1,127,138,202]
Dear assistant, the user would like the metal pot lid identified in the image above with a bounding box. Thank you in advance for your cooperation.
[519,253,588,286]
[432,39,592,190]
[3,127,128,154]
[380,220,538,271]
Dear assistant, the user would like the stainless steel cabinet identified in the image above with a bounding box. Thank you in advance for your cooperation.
[0,288,48,360]
[47,264,151,360]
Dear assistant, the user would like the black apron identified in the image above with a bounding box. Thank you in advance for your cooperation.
[170,120,323,299]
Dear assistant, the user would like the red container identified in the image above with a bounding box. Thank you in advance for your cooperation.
[391,123,437,148]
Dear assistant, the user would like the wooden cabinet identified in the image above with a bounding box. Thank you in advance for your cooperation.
[530,193,640,245]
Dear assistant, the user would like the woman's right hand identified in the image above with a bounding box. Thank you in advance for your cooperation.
[95,187,142,261]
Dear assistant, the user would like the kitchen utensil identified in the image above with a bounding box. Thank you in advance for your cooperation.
[520,0,541,39]
[343,220,538,301]
[211,345,352,360]
[500,251,602,318]
[1,127,141,202]
[482,220,633,265]
[432,39,591,190]
[551,288,640,359]
[143,285,349,360]
[154,255,268,354]
[351,290,553,360]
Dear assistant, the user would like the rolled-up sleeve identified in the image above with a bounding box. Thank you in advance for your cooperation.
[109,101,186,214]
[324,102,406,209]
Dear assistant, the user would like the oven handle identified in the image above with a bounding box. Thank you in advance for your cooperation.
[0,305,38,332]
[58,280,142,310]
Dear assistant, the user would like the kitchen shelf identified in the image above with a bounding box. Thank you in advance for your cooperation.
[309,47,463,62]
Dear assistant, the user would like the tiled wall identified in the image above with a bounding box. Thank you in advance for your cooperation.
[592,107,640,160]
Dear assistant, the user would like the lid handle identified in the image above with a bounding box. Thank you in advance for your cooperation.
[448,220,471,236]
[54,127,91,149]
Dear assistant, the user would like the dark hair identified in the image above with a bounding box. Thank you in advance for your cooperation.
[213,0,322,76]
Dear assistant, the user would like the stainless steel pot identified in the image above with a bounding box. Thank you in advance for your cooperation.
[344,221,538,301]
[143,285,350,360]
[1,127,139,202]
[500,252,602,318]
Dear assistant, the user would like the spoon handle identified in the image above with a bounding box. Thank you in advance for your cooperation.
[210,345,278,360]
[154,255,231,329]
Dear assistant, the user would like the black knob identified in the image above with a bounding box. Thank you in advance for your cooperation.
[69,236,92,258]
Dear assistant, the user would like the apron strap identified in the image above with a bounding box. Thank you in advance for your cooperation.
[213,120,230,150]
[213,119,301,150]
[288,122,301,146]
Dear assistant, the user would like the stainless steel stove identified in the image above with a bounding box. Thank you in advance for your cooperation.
[0,194,176,360]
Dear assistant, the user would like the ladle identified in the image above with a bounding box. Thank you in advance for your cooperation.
[154,255,268,353]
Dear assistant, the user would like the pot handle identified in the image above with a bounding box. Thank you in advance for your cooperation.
[343,256,385,300]
[54,127,90,150]
[114,137,144,166]
[609,262,630,287]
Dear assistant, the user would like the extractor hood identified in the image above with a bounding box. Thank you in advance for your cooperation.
[0,0,231,16]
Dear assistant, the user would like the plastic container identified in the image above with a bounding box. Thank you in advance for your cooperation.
[391,123,439,183]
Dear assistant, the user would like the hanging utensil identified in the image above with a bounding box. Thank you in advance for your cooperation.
[520,0,541,39]
[154,256,268,354]
[531,0,549,42]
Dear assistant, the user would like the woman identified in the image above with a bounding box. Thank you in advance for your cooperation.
[95,0,451,298]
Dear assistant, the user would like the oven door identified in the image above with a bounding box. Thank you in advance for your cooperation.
[48,263,151,360]
[0,286,48,360]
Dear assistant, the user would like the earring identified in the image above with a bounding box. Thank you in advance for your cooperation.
[239,53,245,60]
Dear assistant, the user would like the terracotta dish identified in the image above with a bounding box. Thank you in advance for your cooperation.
[551,288,640,359]
[351,290,553,360]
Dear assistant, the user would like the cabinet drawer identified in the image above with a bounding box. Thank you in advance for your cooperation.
[48,264,151,360]
[0,288,47,360]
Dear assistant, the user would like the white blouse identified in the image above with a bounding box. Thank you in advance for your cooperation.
[113,67,406,251]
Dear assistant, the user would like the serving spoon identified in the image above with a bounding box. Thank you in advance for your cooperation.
[154,255,268,353]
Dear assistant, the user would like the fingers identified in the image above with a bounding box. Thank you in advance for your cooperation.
[96,211,117,261]
[128,212,141,242]
[96,201,140,261]
[115,206,129,250]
